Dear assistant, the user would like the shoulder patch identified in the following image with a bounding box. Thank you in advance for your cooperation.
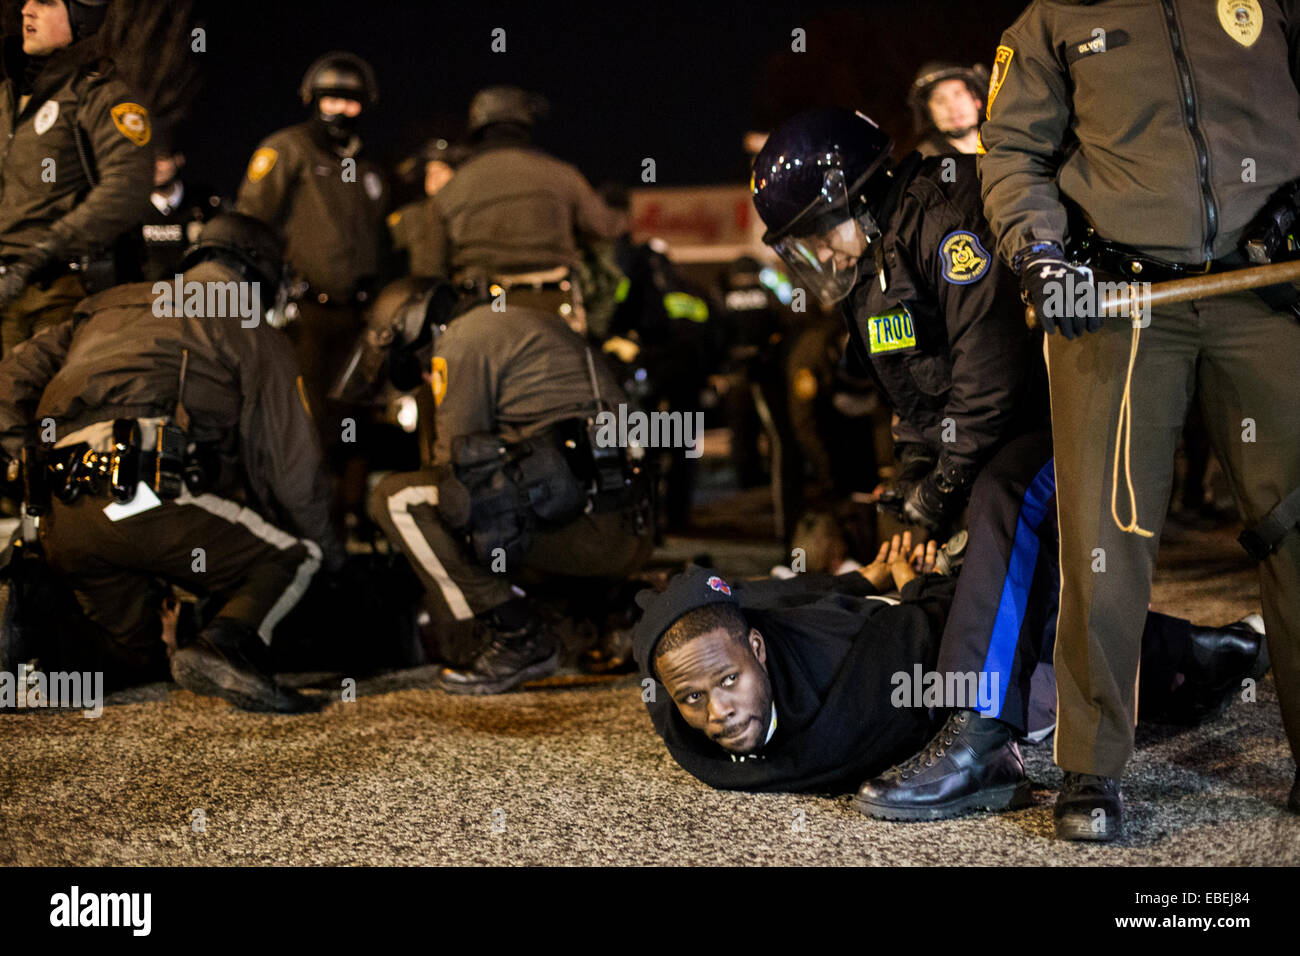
[939,231,991,285]
[247,147,279,183]
[387,210,403,228]
[1218,0,1262,47]
[865,305,917,354]
[110,102,151,146]
[363,170,383,202]
[986,45,1014,120]
[431,356,448,407]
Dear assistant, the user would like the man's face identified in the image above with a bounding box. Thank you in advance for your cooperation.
[22,0,73,56]
[926,79,982,135]
[814,216,869,273]
[154,153,183,189]
[424,160,454,197]
[319,97,363,118]
[657,627,773,755]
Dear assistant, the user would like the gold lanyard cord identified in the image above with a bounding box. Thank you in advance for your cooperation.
[1110,283,1155,538]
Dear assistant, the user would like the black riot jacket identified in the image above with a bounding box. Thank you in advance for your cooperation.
[843,153,1047,486]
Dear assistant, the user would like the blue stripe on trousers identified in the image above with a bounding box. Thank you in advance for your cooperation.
[978,458,1056,718]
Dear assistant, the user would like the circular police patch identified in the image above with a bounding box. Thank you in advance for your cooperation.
[939,230,991,285]
[364,171,382,202]
[33,100,58,136]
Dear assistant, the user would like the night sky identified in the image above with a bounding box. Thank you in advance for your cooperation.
[177,0,1028,204]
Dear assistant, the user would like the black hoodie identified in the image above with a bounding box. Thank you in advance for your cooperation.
[633,567,953,794]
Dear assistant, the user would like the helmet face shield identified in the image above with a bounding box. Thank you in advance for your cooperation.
[769,167,879,306]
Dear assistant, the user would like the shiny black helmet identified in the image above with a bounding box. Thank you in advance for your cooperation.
[68,0,109,41]
[467,85,548,135]
[299,51,379,108]
[180,214,286,292]
[751,108,894,305]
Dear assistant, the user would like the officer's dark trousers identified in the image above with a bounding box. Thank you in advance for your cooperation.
[40,488,321,687]
[369,468,653,622]
[937,429,1205,736]
[1046,291,1300,775]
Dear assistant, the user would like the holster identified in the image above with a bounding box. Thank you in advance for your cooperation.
[436,429,588,567]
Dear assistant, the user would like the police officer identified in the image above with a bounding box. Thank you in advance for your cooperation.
[907,62,988,158]
[365,280,655,695]
[136,129,223,282]
[388,138,467,279]
[752,108,1268,821]
[235,51,388,461]
[422,86,625,331]
[980,0,1300,832]
[0,213,343,712]
[0,0,153,354]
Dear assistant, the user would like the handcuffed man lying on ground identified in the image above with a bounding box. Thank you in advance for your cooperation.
[631,539,1267,813]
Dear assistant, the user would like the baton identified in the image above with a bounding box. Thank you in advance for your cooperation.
[1025,258,1300,328]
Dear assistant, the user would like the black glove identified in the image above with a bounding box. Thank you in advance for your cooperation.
[901,467,967,533]
[895,443,936,484]
[0,237,63,309]
[1017,243,1099,339]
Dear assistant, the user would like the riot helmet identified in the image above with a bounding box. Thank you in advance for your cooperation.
[180,214,290,322]
[751,108,894,306]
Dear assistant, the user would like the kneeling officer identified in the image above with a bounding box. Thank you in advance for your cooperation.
[360,279,655,694]
[0,214,343,712]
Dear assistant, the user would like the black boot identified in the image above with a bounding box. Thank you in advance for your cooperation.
[1054,772,1123,841]
[170,618,321,713]
[1162,615,1268,725]
[853,710,1033,821]
[436,609,559,696]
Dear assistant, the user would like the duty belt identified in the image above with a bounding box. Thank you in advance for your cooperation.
[46,417,217,505]
[1071,226,1247,284]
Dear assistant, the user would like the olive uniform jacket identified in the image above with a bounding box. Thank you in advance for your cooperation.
[978,0,1300,266]
[0,262,341,564]
[422,144,625,283]
[0,40,153,260]
[235,122,388,302]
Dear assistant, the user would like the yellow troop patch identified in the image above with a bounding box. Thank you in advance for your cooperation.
[940,230,991,285]
[431,356,448,407]
[247,147,279,183]
[1218,0,1262,47]
[986,45,1014,120]
[296,375,312,417]
[866,306,917,354]
[387,210,403,228]
[110,102,151,146]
